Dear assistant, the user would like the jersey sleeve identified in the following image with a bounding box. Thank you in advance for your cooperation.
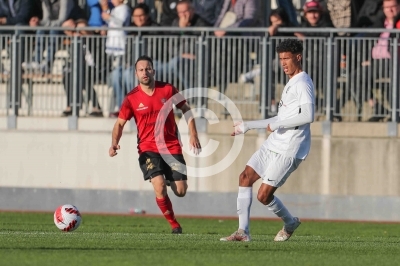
[297,81,314,105]
[118,98,134,120]
[171,86,186,109]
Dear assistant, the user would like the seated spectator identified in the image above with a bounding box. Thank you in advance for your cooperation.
[120,3,162,100]
[61,19,104,117]
[296,0,334,38]
[213,0,263,37]
[296,0,335,115]
[156,0,209,91]
[239,7,294,113]
[240,7,295,84]
[23,0,87,73]
[101,0,131,117]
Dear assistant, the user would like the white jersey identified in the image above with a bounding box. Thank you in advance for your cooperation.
[265,71,314,159]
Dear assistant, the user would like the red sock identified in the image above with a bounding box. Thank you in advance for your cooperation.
[156,195,180,229]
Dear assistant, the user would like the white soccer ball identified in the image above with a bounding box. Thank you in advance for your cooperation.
[54,204,82,232]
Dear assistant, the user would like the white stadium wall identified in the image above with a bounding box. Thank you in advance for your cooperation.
[1,118,400,221]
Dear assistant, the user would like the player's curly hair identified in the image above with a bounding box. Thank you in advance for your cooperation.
[276,39,303,54]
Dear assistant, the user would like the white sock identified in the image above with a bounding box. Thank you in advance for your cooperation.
[237,186,252,234]
[267,196,294,225]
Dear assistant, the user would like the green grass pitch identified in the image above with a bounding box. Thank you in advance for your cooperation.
[0,212,399,266]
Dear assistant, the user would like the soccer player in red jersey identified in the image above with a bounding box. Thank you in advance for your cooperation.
[109,55,201,234]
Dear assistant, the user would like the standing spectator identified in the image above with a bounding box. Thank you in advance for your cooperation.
[214,0,263,37]
[276,0,299,26]
[220,39,314,242]
[23,0,87,73]
[101,0,131,117]
[358,0,400,122]
[0,0,35,27]
[0,0,36,111]
[109,55,202,234]
[86,0,113,29]
[61,19,104,117]
[192,0,224,25]
[326,0,362,34]
[156,0,209,90]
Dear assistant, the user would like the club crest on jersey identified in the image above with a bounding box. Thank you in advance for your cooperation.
[285,86,291,93]
[161,98,166,104]
[146,158,155,170]
[137,102,148,111]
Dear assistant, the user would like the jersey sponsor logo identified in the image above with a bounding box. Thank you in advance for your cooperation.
[137,102,148,111]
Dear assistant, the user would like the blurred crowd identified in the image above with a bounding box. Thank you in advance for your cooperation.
[0,0,398,122]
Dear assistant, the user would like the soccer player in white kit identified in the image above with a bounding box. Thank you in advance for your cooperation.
[220,39,315,242]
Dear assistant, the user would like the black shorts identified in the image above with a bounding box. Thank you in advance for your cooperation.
[138,152,187,182]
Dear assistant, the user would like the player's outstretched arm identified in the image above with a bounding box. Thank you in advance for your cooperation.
[231,116,279,136]
[269,103,314,131]
[179,103,202,155]
[109,118,127,157]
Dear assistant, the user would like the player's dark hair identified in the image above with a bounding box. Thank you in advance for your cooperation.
[276,39,303,54]
[135,55,154,70]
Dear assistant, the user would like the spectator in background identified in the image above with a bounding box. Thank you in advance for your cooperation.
[0,0,36,111]
[326,0,362,34]
[86,0,113,30]
[101,0,131,117]
[214,0,263,37]
[61,19,104,117]
[296,0,334,38]
[156,0,209,90]
[160,0,180,26]
[240,7,295,84]
[356,0,384,28]
[239,8,296,113]
[356,0,400,122]
[192,0,224,25]
[23,0,87,73]
[296,0,334,115]
[276,0,299,26]
[0,0,35,27]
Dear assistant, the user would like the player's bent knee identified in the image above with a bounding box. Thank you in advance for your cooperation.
[257,192,269,205]
[239,171,256,187]
[172,181,187,197]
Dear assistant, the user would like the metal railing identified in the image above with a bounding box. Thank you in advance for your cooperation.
[0,26,399,129]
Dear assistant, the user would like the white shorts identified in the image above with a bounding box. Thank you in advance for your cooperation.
[246,146,302,187]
